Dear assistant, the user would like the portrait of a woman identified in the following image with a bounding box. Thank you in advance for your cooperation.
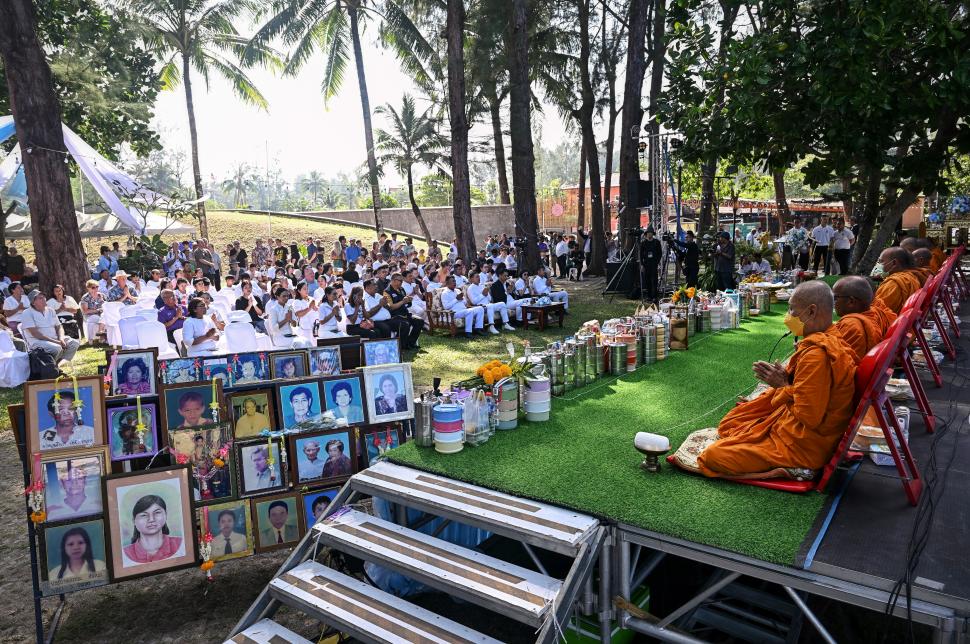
[116,357,153,396]
[48,525,106,581]
[321,439,353,478]
[122,494,184,565]
[374,374,408,415]
[327,381,364,423]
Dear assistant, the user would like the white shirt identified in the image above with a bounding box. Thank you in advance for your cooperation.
[318,300,341,332]
[555,241,569,257]
[831,228,855,250]
[533,276,552,295]
[267,300,295,337]
[583,237,591,253]
[440,288,468,312]
[505,255,518,270]
[425,280,442,292]
[182,316,217,353]
[20,307,60,344]
[466,283,491,306]
[363,291,391,321]
[514,278,529,296]
[811,225,834,246]
[454,275,468,289]
[292,298,316,331]
[3,294,30,322]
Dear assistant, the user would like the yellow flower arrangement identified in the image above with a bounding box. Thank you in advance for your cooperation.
[671,285,695,304]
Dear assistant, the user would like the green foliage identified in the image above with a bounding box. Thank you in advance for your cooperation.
[118,234,167,275]
[375,94,449,185]
[0,0,161,157]
[415,174,453,207]
[361,192,400,209]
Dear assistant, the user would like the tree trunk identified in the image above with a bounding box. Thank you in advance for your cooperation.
[488,92,511,205]
[699,158,716,233]
[577,140,587,230]
[841,175,853,222]
[182,53,208,238]
[406,166,433,245]
[577,0,606,275]
[603,106,618,237]
[349,6,383,235]
[508,0,541,273]
[851,166,881,271]
[446,0,477,261]
[617,0,649,249]
[645,0,666,235]
[772,168,790,229]
[0,0,86,296]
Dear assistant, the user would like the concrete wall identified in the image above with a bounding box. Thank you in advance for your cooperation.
[292,205,516,241]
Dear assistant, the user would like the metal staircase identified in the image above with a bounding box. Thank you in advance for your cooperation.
[227,462,605,644]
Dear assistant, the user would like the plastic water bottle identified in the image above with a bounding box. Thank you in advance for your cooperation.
[463,393,478,439]
[485,391,497,436]
[477,390,490,442]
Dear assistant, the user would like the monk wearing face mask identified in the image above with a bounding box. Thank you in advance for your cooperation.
[872,247,921,314]
[830,276,896,363]
[696,282,857,479]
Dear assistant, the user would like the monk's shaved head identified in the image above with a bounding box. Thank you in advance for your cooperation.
[832,276,873,316]
[899,237,918,252]
[790,280,834,320]
[879,246,914,271]
[913,248,932,268]
[915,238,933,250]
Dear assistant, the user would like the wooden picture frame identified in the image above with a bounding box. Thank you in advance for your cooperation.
[320,374,367,425]
[227,388,276,439]
[167,424,235,504]
[39,445,110,524]
[288,427,358,488]
[302,487,340,533]
[39,517,111,595]
[308,346,342,377]
[276,378,325,431]
[361,363,415,423]
[316,336,362,371]
[251,492,304,553]
[228,352,270,386]
[362,338,401,366]
[359,424,406,470]
[105,401,161,463]
[24,376,106,456]
[106,348,159,398]
[235,437,287,498]
[197,499,255,562]
[159,380,225,434]
[269,350,309,380]
[201,356,233,388]
[103,465,198,581]
[157,357,202,385]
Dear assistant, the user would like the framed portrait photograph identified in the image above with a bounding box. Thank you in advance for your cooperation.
[235,438,286,497]
[104,465,197,581]
[25,376,106,455]
[362,338,401,366]
[40,518,110,595]
[202,357,233,388]
[167,425,234,502]
[231,352,269,386]
[302,488,339,531]
[321,375,366,425]
[41,446,109,523]
[252,492,303,553]
[317,336,362,370]
[276,379,324,431]
[106,402,160,462]
[361,364,415,423]
[228,389,276,439]
[198,499,254,562]
[269,350,308,380]
[160,381,224,433]
[360,425,405,469]
[108,349,158,397]
[158,358,201,385]
[290,428,356,486]
[308,346,342,377]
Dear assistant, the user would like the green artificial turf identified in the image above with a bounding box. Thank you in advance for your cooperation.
[388,307,827,566]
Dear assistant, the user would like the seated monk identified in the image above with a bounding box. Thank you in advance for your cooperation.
[873,247,921,314]
[832,276,895,363]
[696,282,857,478]
[927,238,946,273]
[911,248,934,286]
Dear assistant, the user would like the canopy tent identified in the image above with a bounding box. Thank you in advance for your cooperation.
[3,211,195,240]
[0,114,199,237]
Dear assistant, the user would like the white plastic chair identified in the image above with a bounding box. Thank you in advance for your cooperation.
[173,328,186,356]
[224,321,260,351]
[135,320,179,359]
[210,300,231,321]
[0,330,29,387]
[102,301,125,346]
[136,309,158,321]
[119,317,142,349]
[227,310,252,324]
[119,306,140,319]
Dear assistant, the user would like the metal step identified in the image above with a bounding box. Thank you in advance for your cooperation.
[269,560,502,644]
[352,462,599,555]
[314,508,562,627]
[224,618,313,644]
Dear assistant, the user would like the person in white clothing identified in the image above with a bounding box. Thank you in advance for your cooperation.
[267,287,313,348]
[182,297,223,356]
[316,286,345,338]
[513,272,532,298]
[465,271,514,333]
[2,281,30,335]
[810,215,835,274]
[291,282,319,341]
[532,266,569,309]
[440,276,485,338]
[554,237,570,278]
[830,219,855,276]
[491,268,525,322]
[401,269,427,323]
[20,292,80,364]
[452,263,468,289]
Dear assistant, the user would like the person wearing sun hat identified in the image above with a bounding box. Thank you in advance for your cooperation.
[107,271,138,305]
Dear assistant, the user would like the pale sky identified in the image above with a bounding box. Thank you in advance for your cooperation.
[152,40,570,189]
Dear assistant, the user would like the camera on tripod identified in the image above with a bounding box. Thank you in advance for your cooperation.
[626,227,648,236]
[661,231,675,243]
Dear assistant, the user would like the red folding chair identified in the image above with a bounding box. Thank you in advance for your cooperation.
[885,310,936,433]
[902,289,943,387]
[923,274,957,361]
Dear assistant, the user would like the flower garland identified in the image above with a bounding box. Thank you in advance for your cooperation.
[25,453,45,524]
[199,507,215,579]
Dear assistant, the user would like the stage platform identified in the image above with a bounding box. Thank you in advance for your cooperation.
[389,305,970,639]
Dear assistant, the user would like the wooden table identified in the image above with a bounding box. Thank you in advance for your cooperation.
[521,303,566,331]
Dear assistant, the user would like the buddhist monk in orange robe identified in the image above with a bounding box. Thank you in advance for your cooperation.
[831,276,894,363]
[873,247,921,314]
[929,239,946,273]
[910,248,934,285]
[697,282,857,478]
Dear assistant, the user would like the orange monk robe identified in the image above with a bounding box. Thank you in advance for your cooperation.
[697,332,857,477]
[832,311,888,363]
[874,271,922,314]
[930,248,946,273]
[909,268,932,286]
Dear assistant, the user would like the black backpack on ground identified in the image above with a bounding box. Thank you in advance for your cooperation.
[28,348,62,380]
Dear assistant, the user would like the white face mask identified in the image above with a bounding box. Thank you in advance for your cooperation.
[870,262,885,278]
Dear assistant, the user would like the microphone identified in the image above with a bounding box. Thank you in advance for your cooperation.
[767,331,793,363]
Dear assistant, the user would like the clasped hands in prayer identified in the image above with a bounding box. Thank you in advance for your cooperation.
[752,360,789,389]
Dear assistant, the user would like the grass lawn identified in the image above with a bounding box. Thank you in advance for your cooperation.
[389,304,825,566]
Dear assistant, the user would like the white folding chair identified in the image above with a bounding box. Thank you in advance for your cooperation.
[0,330,29,388]
[135,320,179,359]
[119,317,142,349]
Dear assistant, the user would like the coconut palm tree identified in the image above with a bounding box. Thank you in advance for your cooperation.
[221,162,256,207]
[250,0,434,236]
[301,171,327,204]
[375,94,448,245]
[128,0,280,238]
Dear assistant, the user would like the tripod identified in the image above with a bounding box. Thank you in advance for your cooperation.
[603,233,649,305]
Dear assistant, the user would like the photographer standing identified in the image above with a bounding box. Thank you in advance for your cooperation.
[671,231,700,288]
[713,231,736,290]
[638,227,663,301]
